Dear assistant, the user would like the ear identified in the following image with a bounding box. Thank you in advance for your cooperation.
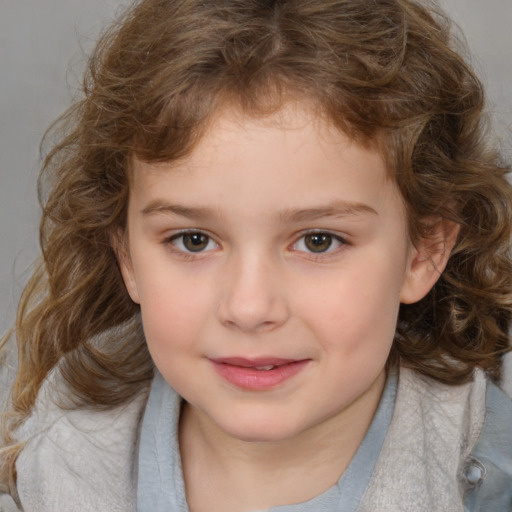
[111,229,141,304]
[400,218,459,304]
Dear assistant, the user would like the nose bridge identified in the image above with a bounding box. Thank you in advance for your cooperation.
[218,246,288,332]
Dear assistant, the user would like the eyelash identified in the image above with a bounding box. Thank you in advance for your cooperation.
[165,230,220,259]
[163,229,349,259]
[291,230,348,259]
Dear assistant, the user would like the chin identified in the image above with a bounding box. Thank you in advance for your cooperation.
[219,416,304,444]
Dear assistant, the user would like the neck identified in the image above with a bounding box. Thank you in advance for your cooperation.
[179,371,386,512]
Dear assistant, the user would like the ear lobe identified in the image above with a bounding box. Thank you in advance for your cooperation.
[111,230,141,304]
[400,218,459,305]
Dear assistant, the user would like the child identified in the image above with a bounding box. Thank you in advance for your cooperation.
[1,0,511,510]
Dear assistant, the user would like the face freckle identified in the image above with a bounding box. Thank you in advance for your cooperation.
[118,103,425,446]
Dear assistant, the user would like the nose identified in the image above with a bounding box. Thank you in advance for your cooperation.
[217,252,289,333]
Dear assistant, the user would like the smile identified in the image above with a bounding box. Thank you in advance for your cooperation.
[209,357,310,391]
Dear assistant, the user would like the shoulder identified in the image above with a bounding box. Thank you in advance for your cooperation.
[13,370,151,512]
[462,380,512,510]
[403,368,512,508]
[359,367,501,511]
[0,335,18,413]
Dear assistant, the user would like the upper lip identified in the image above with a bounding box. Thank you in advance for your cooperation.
[210,357,304,368]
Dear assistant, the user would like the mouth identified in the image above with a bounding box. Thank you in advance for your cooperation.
[209,357,310,391]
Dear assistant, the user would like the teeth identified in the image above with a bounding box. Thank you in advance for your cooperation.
[255,365,275,371]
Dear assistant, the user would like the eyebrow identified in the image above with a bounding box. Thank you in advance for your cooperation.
[141,199,377,221]
[276,201,377,222]
[142,200,218,219]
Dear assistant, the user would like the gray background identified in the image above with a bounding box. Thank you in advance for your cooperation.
[1,1,511,389]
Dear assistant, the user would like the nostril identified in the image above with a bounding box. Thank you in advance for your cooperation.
[221,317,281,333]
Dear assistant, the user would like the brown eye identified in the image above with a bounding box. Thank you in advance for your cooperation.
[170,231,218,253]
[304,233,333,253]
[182,232,210,252]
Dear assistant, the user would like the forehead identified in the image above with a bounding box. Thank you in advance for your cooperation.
[128,104,405,230]
[132,102,389,184]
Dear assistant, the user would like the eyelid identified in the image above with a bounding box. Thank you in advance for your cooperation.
[165,229,220,255]
[162,228,349,260]
[291,230,349,256]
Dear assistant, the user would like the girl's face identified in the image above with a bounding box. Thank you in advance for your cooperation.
[119,104,432,443]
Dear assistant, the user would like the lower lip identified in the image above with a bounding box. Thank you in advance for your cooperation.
[211,360,309,391]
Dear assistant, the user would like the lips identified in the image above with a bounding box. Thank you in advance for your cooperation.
[209,357,309,391]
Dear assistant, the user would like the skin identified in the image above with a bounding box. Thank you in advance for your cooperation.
[118,104,454,511]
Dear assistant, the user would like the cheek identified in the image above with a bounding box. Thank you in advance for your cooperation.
[136,269,213,353]
[139,282,212,387]
[300,254,404,356]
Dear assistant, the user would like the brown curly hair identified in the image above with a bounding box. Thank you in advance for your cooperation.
[2,0,511,492]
